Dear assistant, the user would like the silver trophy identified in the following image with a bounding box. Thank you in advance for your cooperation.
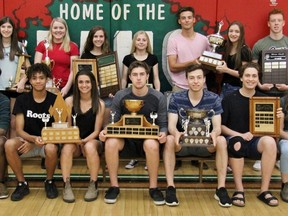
[42,115,50,128]
[72,113,77,127]
[150,112,158,126]
[110,111,116,124]
[199,20,225,68]
[21,40,28,54]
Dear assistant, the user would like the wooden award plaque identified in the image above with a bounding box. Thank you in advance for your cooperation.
[41,92,81,144]
[72,59,98,84]
[96,52,120,98]
[249,97,280,137]
[262,49,288,84]
[106,114,159,139]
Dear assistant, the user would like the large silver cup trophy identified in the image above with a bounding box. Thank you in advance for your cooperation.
[199,20,225,69]
[179,108,215,147]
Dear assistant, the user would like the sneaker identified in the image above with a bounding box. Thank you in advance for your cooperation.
[253,160,261,171]
[149,188,165,205]
[214,187,232,207]
[125,159,138,169]
[63,179,75,203]
[281,182,288,202]
[165,186,179,206]
[275,160,280,170]
[191,160,209,170]
[11,182,30,201]
[0,182,9,199]
[144,165,148,170]
[45,179,58,199]
[104,187,120,204]
[84,180,98,202]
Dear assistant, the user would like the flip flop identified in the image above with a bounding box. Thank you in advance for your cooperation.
[257,191,278,207]
[231,191,245,207]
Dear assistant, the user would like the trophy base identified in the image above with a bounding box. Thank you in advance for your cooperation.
[41,126,81,144]
[52,122,69,128]
[199,51,223,70]
[180,135,213,147]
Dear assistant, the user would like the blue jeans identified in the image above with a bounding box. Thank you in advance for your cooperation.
[220,83,240,100]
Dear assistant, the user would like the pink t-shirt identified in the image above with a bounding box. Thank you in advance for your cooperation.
[35,41,79,88]
[167,32,210,89]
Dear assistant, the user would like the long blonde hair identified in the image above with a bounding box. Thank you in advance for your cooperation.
[130,31,153,54]
[47,17,71,52]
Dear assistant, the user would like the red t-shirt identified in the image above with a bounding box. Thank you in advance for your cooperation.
[35,41,79,88]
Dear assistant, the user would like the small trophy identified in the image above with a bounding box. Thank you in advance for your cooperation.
[150,112,158,126]
[110,111,116,124]
[72,113,77,127]
[179,108,215,147]
[42,115,50,129]
[199,20,225,69]
[43,39,55,69]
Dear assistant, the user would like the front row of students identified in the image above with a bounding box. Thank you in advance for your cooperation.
[0,61,288,208]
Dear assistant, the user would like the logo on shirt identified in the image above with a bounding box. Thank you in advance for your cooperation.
[26,110,50,119]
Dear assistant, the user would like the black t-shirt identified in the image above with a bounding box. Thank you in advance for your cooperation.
[122,53,158,87]
[13,91,56,136]
[222,45,252,87]
[221,90,266,133]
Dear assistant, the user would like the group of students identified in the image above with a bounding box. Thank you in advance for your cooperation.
[0,5,288,209]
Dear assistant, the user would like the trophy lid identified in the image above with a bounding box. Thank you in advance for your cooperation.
[124,99,144,114]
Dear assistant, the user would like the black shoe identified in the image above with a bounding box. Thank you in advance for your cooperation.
[214,187,232,207]
[11,182,30,201]
[45,179,58,199]
[165,186,179,206]
[174,160,182,170]
[104,187,120,204]
[149,188,165,205]
[191,160,209,170]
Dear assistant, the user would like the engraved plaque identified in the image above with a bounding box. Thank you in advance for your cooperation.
[249,96,280,137]
[96,52,120,98]
[262,49,288,84]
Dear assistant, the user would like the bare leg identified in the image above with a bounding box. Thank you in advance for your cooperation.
[105,138,124,187]
[60,144,80,182]
[144,139,160,188]
[4,138,26,182]
[83,140,101,181]
[214,136,228,188]
[163,135,176,187]
[44,144,58,180]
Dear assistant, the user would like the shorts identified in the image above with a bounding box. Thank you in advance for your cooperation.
[20,145,46,158]
[227,136,261,160]
[176,146,213,157]
[0,93,10,131]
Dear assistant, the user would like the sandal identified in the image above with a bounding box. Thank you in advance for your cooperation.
[257,191,278,207]
[231,191,245,207]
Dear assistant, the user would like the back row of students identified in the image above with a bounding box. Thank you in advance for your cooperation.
[0,5,288,208]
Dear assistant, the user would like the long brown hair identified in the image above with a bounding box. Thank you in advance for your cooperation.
[73,70,101,115]
[0,16,21,60]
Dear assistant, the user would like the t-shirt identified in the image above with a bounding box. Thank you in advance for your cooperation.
[111,87,167,133]
[122,53,158,87]
[35,41,79,88]
[168,89,222,130]
[0,42,22,90]
[221,90,266,133]
[72,107,96,139]
[222,45,252,87]
[167,32,211,89]
[13,91,56,136]
[252,35,288,63]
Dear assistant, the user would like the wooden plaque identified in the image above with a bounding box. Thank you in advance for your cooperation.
[72,59,98,85]
[249,96,280,137]
[96,52,120,98]
[262,49,288,84]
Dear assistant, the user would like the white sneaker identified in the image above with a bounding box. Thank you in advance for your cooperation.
[253,160,261,171]
[275,160,280,170]
[125,159,138,169]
